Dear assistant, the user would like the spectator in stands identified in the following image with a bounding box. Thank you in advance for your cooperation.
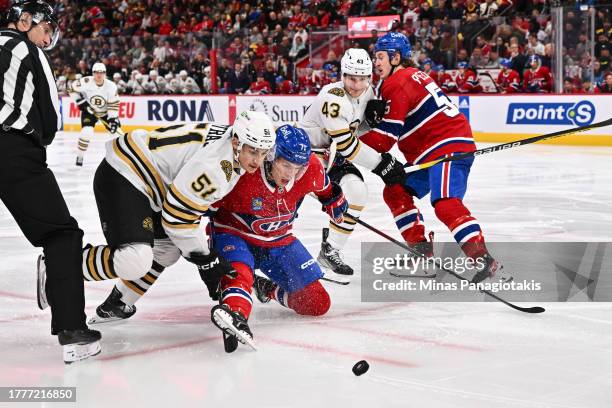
[447,0,464,20]
[526,33,545,56]
[468,47,486,68]
[144,70,167,94]
[289,35,307,61]
[227,62,251,94]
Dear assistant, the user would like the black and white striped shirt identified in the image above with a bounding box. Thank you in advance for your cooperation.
[0,28,61,146]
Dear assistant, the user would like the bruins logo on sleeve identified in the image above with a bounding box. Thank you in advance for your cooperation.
[220,160,233,182]
[327,87,345,97]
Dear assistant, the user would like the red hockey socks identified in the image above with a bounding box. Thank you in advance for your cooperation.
[271,280,331,316]
[433,198,488,259]
[383,184,425,244]
[220,262,254,319]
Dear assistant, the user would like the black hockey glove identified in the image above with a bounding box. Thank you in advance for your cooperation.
[364,99,387,127]
[372,153,407,186]
[106,117,121,134]
[76,99,93,114]
[187,249,237,301]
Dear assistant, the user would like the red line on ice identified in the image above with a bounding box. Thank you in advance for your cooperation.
[312,322,484,352]
[0,290,35,301]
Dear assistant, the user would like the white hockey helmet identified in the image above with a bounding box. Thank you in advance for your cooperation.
[92,62,106,73]
[341,48,372,76]
[232,111,276,151]
[113,72,122,79]
[179,69,188,77]
[149,69,158,77]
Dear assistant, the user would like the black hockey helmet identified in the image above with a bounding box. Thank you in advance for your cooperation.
[4,0,59,50]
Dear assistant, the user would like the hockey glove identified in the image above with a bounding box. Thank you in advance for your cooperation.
[372,153,407,185]
[364,99,387,127]
[106,117,121,134]
[318,182,348,224]
[76,99,93,114]
[187,250,237,301]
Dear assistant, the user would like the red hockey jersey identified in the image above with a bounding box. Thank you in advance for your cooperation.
[211,155,331,247]
[496,69,521,93]
[523,66,553,93]
[361,68,475,164]
[456,69,483,93]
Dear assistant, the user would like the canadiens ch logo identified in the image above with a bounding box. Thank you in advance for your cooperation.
[220,160,232,182]
[251,213,295,233]
[142,217,153,232]
[251,198,263,211]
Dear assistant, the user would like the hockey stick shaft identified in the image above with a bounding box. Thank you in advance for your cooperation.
[404,117,612,173]
[349,215,545,313]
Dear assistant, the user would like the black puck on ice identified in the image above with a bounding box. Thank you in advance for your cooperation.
[352,360,369,376]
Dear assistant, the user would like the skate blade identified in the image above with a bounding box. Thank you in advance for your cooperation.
[319,268,350,285]
[36,255,48,310]
[212,309,257,351]
[88,314,130,325]
[63,341,101,364]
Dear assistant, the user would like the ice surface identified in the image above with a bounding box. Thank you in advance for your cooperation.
[1,132,611,408]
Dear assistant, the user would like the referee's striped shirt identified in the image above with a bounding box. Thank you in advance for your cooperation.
[0,28,61,146]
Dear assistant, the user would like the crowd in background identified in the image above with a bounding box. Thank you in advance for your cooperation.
[2,0,609,94]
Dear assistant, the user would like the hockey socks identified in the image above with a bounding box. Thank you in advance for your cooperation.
[268,281,330,316]
[383,184,426,244]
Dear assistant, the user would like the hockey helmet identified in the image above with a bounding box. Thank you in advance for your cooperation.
[273,125,311,166]
[5,0,59,50]
[528,54,541,67]
[457,61,468,69]
[232,111,276,151]
[374,32,412,61]
[92,62,106,73]
[341,48,372,76]
[499,58,512,68]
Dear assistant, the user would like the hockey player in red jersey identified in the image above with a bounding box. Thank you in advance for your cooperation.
[438,66,458,93]
[209,124,348,351]
[455,61,483,93]
[361,32,511,284]
[496,58,521,93]
[523,55,553,93]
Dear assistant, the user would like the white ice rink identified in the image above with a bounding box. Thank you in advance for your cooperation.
[1,131,611,408]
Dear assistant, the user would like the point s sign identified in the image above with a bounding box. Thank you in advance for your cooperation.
[506,101,595,126]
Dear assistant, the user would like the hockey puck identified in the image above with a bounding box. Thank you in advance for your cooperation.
[352,360,369,376]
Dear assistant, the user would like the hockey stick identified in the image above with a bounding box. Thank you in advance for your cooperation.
[478,70,501,93]
[97,115,125,137]
[403,117,612,173]
[349,214,545,314]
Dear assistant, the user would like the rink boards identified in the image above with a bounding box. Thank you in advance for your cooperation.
[60,94,612,145]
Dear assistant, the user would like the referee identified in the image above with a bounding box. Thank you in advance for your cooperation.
[0,1,101,363]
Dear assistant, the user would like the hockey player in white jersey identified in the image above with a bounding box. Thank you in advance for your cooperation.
[112,72,128,94]
[178,69,201,94]
[144,70,167,94]
[36,111,276,324]
[300,48,407,281]
[70,62,121,166]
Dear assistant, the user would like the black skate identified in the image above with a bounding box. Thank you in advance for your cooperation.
[471,253,512,283]
[36,255,49,310]
[211,304,256,352]
[75,156,83,167]
[253,275,276,303]
[317,228,352,285]
[88,286,137,324]
[58,328,102,364]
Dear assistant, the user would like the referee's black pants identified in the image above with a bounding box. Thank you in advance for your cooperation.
[0,131,87,333]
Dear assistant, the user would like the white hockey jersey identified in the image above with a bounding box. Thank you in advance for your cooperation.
[299,81,380,170]
[105,123,243,256]
[70,76,119,118]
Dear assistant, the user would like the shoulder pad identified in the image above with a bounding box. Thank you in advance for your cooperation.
[327,87,345,97]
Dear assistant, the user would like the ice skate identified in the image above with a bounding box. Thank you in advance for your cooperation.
[211,304,256,352]
[58,328,102,364]
[471,253,513,283]
[88,286,137,324]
